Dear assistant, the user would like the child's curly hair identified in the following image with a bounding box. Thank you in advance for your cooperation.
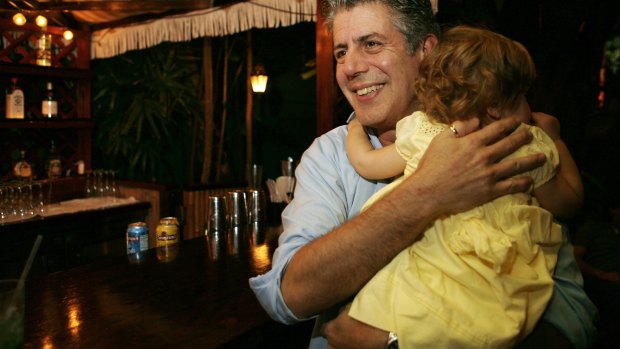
[415,25,536,124]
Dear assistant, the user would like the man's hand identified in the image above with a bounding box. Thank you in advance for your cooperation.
[413,117,546,217]
[531,112,561,141]
[323,303,388,349]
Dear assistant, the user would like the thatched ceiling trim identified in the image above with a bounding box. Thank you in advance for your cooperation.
[91,0,316,59]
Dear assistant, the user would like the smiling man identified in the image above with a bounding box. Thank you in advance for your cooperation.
[249,1,597,348]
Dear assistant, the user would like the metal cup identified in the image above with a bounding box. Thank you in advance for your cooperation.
[226,190,247,227]
[205,195,227,235]
[281,157,295,177]
[206,229,226,261]
[247,189,266,225]
[248,164,263,190]
[227,225,248,256]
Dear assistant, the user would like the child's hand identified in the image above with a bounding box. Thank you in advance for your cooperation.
[347,118,362,131]
[531,112,561,141]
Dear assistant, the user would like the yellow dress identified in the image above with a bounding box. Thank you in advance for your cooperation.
[348,112,563,348]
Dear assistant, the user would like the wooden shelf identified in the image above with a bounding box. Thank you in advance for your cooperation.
[1,20,93,178]
[0,62,92,79]
[0,119,94,129]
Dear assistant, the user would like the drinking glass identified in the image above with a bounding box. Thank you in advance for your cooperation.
[20,182,34,218]
[107,170,118,200]
[96,170,105,197]
[32,181,47,215]
[84,171,93,197]
[0,185,8,223]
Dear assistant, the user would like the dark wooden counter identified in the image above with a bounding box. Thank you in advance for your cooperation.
[22,225,314,349]
[1,199,151,278]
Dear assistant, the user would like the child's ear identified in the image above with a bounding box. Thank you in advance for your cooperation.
[486,107,501,119]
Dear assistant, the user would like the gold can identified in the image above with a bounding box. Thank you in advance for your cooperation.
[156,217,179,263]
[156,217,179,247]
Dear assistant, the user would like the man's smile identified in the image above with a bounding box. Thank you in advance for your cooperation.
[356,84,385,96]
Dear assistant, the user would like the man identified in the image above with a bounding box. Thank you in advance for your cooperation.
[249,1,597,348]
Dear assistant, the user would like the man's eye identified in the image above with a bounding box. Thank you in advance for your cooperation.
[334,50,346,60]
[366,41,380,49]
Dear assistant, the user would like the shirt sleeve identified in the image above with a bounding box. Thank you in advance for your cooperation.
[249,125,383,324]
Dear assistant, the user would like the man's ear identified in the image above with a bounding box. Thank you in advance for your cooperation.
[420,34,438,59]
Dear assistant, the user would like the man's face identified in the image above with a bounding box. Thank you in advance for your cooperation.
[333,3,424,136]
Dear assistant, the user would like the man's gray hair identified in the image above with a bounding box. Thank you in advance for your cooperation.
[321,0,441,54]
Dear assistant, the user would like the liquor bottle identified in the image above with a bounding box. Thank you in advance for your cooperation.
[46,140,62,179]
[41,82,58,119]
[13,150,33,180]
[5,77,25,119]
[36,33,52,67]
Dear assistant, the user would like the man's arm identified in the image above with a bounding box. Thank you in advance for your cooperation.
[282,117,545,319]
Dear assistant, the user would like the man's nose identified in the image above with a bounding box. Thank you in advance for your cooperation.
[341,49,368,78]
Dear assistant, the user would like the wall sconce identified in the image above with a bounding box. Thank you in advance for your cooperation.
[250,66,268,93]
[13,13,27,26]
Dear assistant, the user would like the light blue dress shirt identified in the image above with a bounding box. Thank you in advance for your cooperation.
[249,121,597,349]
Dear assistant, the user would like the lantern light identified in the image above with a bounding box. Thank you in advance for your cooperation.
[250,66,268,93]
[13,13,27,26]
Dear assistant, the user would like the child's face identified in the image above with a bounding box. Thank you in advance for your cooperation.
[483,95,531,127]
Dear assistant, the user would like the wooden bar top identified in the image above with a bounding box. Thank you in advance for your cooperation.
[22,224,313,349]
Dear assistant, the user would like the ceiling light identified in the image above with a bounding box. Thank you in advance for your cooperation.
[35,15,48,28]
[63,30,74,41]
[13,13,27,26]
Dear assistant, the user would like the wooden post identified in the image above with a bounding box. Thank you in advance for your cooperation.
[316,0,336,135]
[245,31,254,185]
[201,37,215,184]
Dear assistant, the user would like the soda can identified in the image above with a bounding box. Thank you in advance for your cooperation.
[127,222,149,263]
[156,217,179,262]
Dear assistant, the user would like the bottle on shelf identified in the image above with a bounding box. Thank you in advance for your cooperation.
[41,82,58,119]
[5,77,25,119]
[36,33,52,67]
[46,140,62,179]
[13,150,33,180]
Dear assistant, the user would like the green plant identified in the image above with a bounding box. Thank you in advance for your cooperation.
[92,42,202,185]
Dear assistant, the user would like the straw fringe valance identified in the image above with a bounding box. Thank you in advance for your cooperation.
[91,0,317,59]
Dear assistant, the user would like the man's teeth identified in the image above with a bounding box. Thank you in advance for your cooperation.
[356,84,384,96]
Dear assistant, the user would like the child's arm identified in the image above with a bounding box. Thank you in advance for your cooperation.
[530,112,584,219]
[346,118,406,180]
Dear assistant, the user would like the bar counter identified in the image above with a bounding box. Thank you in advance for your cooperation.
[23,225,314,348]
